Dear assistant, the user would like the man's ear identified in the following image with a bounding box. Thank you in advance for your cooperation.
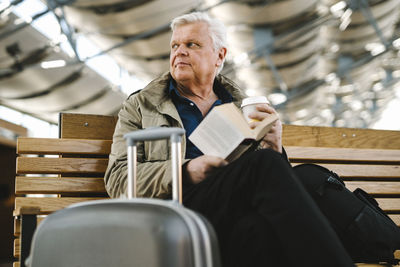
[216,47,227,66]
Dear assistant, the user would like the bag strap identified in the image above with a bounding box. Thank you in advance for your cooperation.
[353,188,392,221]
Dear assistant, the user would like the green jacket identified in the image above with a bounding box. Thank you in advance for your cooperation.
[104,72,245,198]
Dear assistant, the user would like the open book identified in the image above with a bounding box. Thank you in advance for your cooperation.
[189,103,278,162]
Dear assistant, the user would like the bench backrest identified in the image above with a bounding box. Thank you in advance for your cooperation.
[13,113,400,265]
[13,113,117,263]
[282,125,400,227]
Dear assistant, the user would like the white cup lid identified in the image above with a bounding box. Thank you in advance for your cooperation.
[241,96,269,107]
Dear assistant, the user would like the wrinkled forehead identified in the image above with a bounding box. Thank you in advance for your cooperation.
[170,22,211,43]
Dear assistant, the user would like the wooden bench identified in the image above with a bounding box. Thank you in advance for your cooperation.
[13,113,117,267]
[13,113,400,267]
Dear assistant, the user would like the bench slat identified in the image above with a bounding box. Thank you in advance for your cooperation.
[14,238,19,258]
[15,197,107,214]
[356,264,398,267]
[286,146,400,163]
[391,215,400,227]
[16,157,108,174]
[282,125,400,149]
[17,138,112,155]
[328,164,400,178]
[12,212,399,239]
[14,196,399,214]
[345,181,400,195]
[59,113,117,140]
[292,163,400,178]
[15,176,106,194]
[376,198,400,212]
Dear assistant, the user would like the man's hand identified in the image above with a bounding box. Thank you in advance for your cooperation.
[184,155,228,184]
[248,103,283,153]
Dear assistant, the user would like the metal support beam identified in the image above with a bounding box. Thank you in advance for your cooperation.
[46,0,80,60]
[348,0,390,48]
[253,28,288,92]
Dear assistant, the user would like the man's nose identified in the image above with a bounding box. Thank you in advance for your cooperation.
[175,45,188,56]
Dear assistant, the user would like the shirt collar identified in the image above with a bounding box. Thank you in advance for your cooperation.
[168,79,233,103]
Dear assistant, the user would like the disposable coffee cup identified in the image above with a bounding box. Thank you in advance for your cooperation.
[241,96,270,123]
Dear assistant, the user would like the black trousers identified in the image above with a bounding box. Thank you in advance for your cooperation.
[183,149,355,267]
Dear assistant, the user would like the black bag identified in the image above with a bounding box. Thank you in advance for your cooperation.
[293,163,400,264]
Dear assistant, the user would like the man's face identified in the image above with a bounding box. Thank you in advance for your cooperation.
[170,22,224,85]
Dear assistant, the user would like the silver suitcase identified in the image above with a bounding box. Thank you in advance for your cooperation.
[27,127,221,267]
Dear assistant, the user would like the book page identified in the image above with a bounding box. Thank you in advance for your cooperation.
[216,103,278,140]
[189,103,277,159]
[189,107,245,159]
[215,103,252,137]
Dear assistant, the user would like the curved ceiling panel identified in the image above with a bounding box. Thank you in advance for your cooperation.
[0,52,81,98]
[270,37,322,66]
[0,13,82,98]
[0,8,124,124]
[276,85,328,123]
[0,13,47,53]
[327,0,400,24]
[206,0,318,25]
[2,67,111,112]
[228,25,320,57]
[0,51,82,99]
[62,89,126,115]
[324,8,399,40]
[112,54,169,80]
[231,32,322,67]
[1,0,399,129]
[325,26,395,54]
[87,31,171,58]
[322,52,383,77]
[19,88,126,124]
[64,0,202,35]
[237,54,321,91]
[70,0,150,8]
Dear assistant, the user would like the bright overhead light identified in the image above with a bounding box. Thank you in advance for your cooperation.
[14,17,30,25]
[234,53,250,66]
[40,60,66,69]
[393,38,400,49]
[330,1,346,15]
[295,109,309,119]
[268,93,287,106]
[50,34,67,46]
[365,43,385,56]
[325,73,337,83]
[245,89,258,96]
[339,8,352,31]
[0,1,10,12]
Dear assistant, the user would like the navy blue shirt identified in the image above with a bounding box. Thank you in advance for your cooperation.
[169,79,233,159]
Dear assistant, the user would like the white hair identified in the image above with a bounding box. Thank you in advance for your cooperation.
[170,12,227,73]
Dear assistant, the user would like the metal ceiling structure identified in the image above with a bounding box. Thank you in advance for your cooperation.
[0,0,399,127]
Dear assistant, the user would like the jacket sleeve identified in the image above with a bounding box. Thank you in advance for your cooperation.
[104,96,188,199]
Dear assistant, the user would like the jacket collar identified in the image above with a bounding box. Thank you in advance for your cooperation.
[140,71,245,116]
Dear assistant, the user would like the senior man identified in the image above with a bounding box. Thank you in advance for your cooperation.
[105,12,354,267]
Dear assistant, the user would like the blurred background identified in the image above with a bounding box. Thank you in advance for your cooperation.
[1,1,400,265]
[0,0,400,137]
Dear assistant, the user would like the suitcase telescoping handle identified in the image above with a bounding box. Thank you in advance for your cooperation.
[124,127,186,203]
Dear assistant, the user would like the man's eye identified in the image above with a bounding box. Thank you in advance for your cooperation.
[171,44,178,49]
[188,42,199,48]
